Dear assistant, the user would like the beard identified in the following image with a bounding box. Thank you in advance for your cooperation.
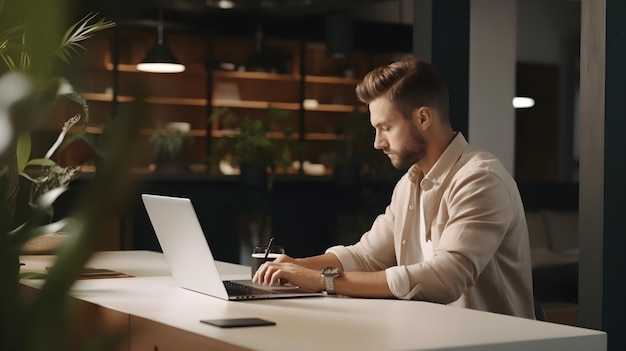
[389,126,427,169]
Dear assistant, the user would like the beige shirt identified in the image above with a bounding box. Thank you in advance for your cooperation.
[327,133,535,319]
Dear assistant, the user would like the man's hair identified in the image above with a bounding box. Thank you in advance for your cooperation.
[355,56,450,123]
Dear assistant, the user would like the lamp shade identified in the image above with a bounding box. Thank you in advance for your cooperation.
[137,42,185,73]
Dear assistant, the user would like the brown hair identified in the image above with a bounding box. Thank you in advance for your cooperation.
[355,56,450,123]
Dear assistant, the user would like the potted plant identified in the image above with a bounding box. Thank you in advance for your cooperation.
[209,105,295,188]
[0,2,137,350]
[333,106,372,186]
[149,122,194,172]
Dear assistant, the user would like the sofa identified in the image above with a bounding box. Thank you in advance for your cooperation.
[526,209,579,270]
[518,182,579,324]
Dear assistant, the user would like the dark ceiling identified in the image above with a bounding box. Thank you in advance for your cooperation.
[78,0,412,52]
[86,0,390,24]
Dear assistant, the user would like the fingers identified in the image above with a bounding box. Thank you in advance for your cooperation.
[252,262,288,286]
[262,262,283,286]
[252,262,269,284]
[252,261,278,285]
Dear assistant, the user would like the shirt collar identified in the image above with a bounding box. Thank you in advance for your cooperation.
[408,132,468,188]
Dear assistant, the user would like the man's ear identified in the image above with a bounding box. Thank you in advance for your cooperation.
[412,106,432,131]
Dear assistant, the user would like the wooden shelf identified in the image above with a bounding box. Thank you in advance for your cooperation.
[142,128,207,137]
[83,94,362,113]
[304,133,339,141]
[145,97,206,106]
[82,93,206,106]
[304,75,360,85]
[212,99,301,110]
[70,126,208,137]
[212,71,359,85]
[82,93,133,102]
[213,70,298,82]
[306,104,363,113]
[211,130,301,140]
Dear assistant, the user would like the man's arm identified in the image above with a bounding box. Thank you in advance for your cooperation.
[254,253,394,298]
[332,270,393,298]
[291,252,343,271]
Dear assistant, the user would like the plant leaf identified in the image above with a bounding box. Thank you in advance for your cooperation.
[56,12,115,65]
[19,272,47,280]
[25,158,57,167]
[15,131,31,172]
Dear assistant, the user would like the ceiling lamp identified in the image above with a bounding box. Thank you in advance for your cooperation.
[137,1,185,73]
[512,97,535,109]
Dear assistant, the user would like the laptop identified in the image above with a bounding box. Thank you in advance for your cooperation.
[141,194,324,300]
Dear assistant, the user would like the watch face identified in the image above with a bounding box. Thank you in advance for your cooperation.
[322,266,339,276]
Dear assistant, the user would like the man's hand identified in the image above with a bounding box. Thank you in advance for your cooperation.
[252,260,325,292]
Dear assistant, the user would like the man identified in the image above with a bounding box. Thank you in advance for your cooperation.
[253,57,535,319]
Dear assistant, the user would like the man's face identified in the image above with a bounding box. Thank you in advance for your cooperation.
[369,97,426,169]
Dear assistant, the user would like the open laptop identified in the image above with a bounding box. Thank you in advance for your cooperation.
[141,194,324,300]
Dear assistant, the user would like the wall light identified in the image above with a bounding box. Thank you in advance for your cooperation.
[513,97,535,109]
[137,1,185,73]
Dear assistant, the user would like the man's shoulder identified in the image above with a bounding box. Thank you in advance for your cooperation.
[455,146,513,181]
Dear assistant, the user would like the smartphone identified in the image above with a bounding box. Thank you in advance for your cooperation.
[200,317,276,328]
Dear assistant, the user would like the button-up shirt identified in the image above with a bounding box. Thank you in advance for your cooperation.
[327,133,535,318]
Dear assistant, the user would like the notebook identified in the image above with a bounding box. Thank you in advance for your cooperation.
[141,194,324,300]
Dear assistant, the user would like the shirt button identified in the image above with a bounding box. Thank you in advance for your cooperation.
[402,240,407,245]
[409,205,414,210]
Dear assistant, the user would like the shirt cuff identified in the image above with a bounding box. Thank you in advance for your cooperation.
[325,245,358,271]
[386,266,423,300]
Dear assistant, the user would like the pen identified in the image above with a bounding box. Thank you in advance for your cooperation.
[263,236,275,258]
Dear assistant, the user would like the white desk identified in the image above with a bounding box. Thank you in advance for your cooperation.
[20,251,606,351]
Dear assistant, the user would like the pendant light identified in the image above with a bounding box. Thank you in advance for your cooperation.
[136,0,185,73]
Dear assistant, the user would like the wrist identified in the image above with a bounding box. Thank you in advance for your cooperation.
[321,266,340,295]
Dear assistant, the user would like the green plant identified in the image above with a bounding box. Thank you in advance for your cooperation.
[209,105,296,172]
[149,124,194,160]
[334,106,372,167]
[0,2,139,350]
[1,5,115,205]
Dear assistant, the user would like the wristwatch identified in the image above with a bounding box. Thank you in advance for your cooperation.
[321,266,340,295]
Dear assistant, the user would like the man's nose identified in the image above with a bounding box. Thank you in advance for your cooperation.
[373,131,386,150]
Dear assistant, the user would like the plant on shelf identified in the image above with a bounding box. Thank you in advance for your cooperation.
[209,105,296,188]
[333,106,372,185]
[149,122,194,171]
[0,2,141,350]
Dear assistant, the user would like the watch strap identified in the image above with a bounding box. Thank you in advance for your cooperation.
[324,275,336,295]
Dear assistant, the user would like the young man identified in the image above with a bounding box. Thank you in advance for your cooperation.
[253,57,535,319]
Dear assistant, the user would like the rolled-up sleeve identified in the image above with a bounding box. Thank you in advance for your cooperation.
[324,178,405,273]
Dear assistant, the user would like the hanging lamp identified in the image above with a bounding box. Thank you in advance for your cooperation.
[137,1,185,73]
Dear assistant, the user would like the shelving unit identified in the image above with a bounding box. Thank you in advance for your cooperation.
[37,22,406,176]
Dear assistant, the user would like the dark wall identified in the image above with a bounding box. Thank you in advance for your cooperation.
[127,174,399,264]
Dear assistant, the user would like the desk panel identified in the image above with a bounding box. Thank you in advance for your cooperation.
[130,315,250,351]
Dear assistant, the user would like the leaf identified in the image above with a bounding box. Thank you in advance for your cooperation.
[15,131,30,172]
[45,113,81,159]
[56,12,116,65]
[19,272,47,280]
[25,158,57,167]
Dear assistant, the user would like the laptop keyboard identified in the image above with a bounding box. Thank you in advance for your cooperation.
[224,281,274,296]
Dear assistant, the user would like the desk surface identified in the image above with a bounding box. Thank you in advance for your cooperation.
[20,251,606,351]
